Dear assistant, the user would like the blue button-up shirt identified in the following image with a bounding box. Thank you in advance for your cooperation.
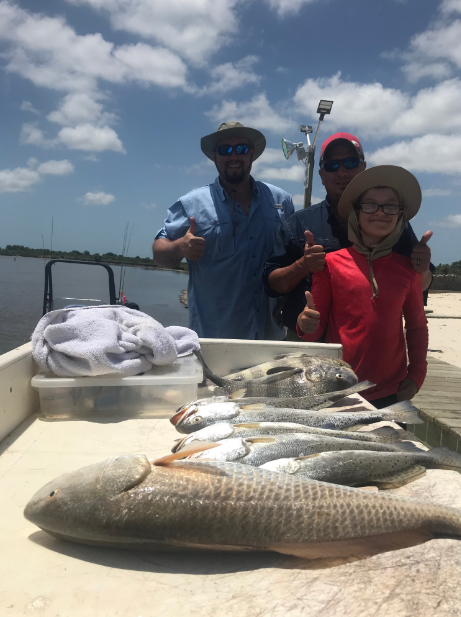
[155,176,294,339]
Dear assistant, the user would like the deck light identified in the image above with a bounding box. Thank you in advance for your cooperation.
[281,99,334,208]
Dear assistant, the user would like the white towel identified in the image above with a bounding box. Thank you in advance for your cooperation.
[32,305,200,377]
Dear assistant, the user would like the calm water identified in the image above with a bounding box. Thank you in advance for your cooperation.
[0,256,189,355]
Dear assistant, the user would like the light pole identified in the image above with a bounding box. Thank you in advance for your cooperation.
[281,99,334,209]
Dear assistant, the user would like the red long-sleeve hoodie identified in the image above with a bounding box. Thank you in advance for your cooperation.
[297,247,428,401]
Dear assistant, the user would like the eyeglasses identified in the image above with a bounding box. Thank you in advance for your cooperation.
[322,156,361,173]
[216,143,250,156]
[359,203,403,215]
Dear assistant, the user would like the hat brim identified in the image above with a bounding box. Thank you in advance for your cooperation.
[337,165,422,221]
[201,127,266,161]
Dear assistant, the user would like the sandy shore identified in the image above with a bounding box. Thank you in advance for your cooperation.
[426,291,461,368]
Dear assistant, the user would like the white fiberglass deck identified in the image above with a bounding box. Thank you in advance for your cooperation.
[2,342,461,616]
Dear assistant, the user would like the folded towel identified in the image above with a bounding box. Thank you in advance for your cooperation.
[32,305,200,377]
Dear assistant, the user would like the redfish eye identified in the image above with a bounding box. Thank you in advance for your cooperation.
[193,416,202,423]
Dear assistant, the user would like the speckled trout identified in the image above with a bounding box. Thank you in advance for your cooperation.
[24,455,461,560]
[172,422,407,453]
[185,434,423,467]
[171,399,422,434]
[261,447,461,489]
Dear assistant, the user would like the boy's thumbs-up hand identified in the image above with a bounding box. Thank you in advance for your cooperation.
[181,217,206,261]
[303,230,326,274]
[297,291,321,334]
[411,230,432,273]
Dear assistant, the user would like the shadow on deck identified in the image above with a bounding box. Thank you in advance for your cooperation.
[407,356,461,452]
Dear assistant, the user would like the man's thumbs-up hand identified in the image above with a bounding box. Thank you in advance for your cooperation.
[297,291,321,335]
[411,230,433,273]
[181,217,206,261]
[303,230,326,274]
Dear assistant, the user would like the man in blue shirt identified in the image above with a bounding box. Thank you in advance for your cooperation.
[263,132,433,340]
[153,121,294,339]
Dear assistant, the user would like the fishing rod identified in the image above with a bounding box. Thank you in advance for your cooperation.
[117,222,129,302]
[120,223,134,299]
[281,99,334,208]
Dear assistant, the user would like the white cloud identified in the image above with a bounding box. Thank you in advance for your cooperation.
[20,100,39,114]
[113,43,188,88]
[142,202,157,210]
[0,167,40,192]
[0,1,190,154]
[64,0,239,65]
[48,93,116,127]
[368,134,461,175]
[20,123,57,148]
[37,160,74,175]
[293,73,461,139]
[422,188,453,197]
[202,56,261,95]
[258,165,305,182]
[206,93,293,133]
[264,0,318,17]
[58,124,126,153]
[433,214,461,227]
[402,61,452,84]
[81,191,115,205]
[293,73,407,139]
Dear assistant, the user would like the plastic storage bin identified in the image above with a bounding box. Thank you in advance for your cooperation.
[31,354,203,420]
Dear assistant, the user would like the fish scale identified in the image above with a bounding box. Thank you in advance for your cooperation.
[24,456,461,560]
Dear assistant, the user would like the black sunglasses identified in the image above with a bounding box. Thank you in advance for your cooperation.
[322,156,361,173]
[359,203,403,215]
[216,143,250,156]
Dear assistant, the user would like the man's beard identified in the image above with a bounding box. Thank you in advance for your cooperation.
[223,165,247,184]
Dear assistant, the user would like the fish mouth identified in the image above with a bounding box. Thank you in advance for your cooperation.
[170,406,195,427]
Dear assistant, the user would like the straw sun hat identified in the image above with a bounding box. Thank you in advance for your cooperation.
[337,165,422,221]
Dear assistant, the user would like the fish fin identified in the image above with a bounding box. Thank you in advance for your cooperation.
[372,465,427,489]
[241,404,265,410]
[246,437,277,444]
[295,453,322,461]
[235,423,263,428]
[369,426,403,443]
[193,350,226,387]
[154,443,220,466]
[381,400,424,425]
[255,368,303,383]
[270,526,434,560]
[273,353,308,360]
[229,389,246,400]
[424,446,461,471]
[392,441,425,452]
[344,424,367,432]
[171,435,191,453]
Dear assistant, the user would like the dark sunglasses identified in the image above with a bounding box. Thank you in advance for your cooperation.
[322,156,361,172]
[359,203,403,215]
[216,143,250,156]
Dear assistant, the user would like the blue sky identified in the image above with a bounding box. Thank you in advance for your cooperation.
[1,0,461,264]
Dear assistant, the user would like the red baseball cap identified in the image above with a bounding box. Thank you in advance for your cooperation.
[319,132,364,167]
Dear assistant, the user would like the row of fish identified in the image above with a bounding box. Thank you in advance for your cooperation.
[23,352,461,562]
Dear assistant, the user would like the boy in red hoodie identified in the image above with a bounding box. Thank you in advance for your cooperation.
[297,165,429,409]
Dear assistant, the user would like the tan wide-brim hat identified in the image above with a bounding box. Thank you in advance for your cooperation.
[337,165,422,221]
[201,121,266,161]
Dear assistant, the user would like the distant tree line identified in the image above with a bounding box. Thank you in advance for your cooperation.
[0,245,188,272]
[434,260,461,275]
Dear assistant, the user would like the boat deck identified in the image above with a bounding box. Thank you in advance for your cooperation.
[2,400,461,616]
[407,356,461,452]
